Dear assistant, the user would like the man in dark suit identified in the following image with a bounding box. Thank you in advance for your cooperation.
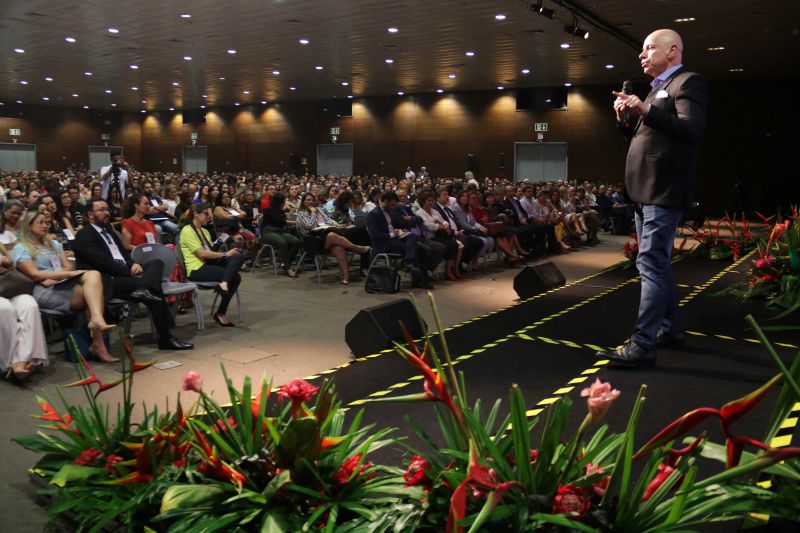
[365,191,430,289]
[393,188,445,282]
[71,198,193,351]
[597,29,709,367]
[433,188,483,268]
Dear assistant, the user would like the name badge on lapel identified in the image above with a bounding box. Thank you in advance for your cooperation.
[655,89,669,99]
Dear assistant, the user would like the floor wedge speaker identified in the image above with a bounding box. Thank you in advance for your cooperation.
[345,298,426,358]
[513,262,566,300]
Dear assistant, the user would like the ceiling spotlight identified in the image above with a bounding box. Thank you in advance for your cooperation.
[298,38,309,45]
[44,77,53,81]
[465,51,475,57]
[289,86,296,91]
[674,17,696,23]
[65,37,76,43]
[130,64,139,69]
[243,90,250,94]
[341,81,349,86]
[347,95,353,99]
[202,94,208,98]
[521,68,530,74]
[16,100,23,104]
[169,107,175,111]
[172,81,180,86]
[560,43,570,49]
[14,48,25,53]
[495,14,506,21]
[272,70,280,75]
[19,80,28,85]
[315,65,323,70]
[131,86,139,90]
[531,1,556,19]
[227,49,236,54]
[72,93,79,97]
[385,58,394,64]
[110,103,117,107]
[141,100,147,103]
[104,89,112,93]
[605,64,614,69]
[729,68,744,72]
[388,27,399,33]
[183,56,192,61]
[436,88,444,93]
[200,105,206,108]
[140,110,146,113]
[564,82,572,87]
[397,91,405,96]
[108,28,119,34]
[497,86,504,91]
[261,100,267,104]
[219,77,225,80]
[42,97,50,101]
[234,102,240,106]
[448,74,456,79]
[180,14,191,18]
[83,105,89,109]
[565,16,589,39]
[85,71,92,76]
[707,46,725,51]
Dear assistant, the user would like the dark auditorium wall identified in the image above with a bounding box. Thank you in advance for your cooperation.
[2,78,794,213]
[0,105,141,171]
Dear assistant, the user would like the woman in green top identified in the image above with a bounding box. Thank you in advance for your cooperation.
[179,203,246,327]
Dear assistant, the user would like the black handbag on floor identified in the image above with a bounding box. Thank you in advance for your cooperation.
[365,266,401,294]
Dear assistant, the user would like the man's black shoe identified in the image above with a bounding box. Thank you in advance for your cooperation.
[595,341,656,368]
[131,289,164,303]
[157,336,194,350]
[656,329,685,349]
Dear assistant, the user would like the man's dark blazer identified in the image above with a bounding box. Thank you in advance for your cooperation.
[619,67,710,210]
[72,224,134,277]
[365,206,394,255]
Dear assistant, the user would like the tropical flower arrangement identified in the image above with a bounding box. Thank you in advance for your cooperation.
[721,208,800,318]
[687,212,758,261]
[14,298,800,532]
[620,233,686,270]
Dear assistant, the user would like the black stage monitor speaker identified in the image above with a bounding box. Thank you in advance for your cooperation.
[513,262,566,300]
[345,299,426,358]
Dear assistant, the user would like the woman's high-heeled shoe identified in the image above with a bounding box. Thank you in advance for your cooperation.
[88,321,117,334]
[213,313,236,327]
[7,363,30,380]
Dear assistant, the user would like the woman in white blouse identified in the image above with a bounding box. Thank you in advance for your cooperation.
[416,190,463,281]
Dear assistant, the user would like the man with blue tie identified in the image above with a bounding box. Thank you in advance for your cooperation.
[597,29,709,368]
[433,188,482,270]
[394,188,445,283]
[72,198,193,351]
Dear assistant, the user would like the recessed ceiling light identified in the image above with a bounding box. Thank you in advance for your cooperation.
[234,102,240,106]
[200,105,206,108]
[104,89,112,93]
[131,86,138,90]
[560,43,570,49]
[180,14,191,18]
[227,49,236,54]
[141,99,147,103]
[108,28,119,34]
[674,17,696,22]
[44,77,53,81]
[465,51,475,57]
[169,107,175,111]
[19,80,28,85]
[385,58,394,64]
[729,68,744,72]
[202,94,208,98]
[130,65,139,69]
[14,48,25,53]
[347,95,353,99]
[341,81,349,86]
[521,68,530,74]
[448,74,456,79]
[290,86,296,91]
[42,97,50,101]
[397,91,404,95]
[299,38,309,45]
[497,86,504,90]
[261,100,267,104]
[707,46,725,51]
[16,100,23,104]
[436,88,444,93]
[65,37,76,43]
[83,105,89,109]
[243,90,250,94]
[85,72,92,76]
[140,110,146,113]
[172,82,179,86]
[495,14,506,21]
[183,56,192,61]
[272,70,280,75]
[564,82,572,87]
[110,103,117,107]
[388,27,398,33]
[315,65,323,70]
[605,64,614,69]
[219,77,225,80]
[72,93,78,97]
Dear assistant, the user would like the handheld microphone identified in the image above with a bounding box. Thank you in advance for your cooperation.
[621,80,633,127]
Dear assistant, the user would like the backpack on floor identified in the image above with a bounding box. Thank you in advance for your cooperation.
[365,266,401,294]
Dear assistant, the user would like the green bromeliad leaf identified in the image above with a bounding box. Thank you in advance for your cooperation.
[276,417,321,472]
[50,464,103,487]
[160,484,227,513]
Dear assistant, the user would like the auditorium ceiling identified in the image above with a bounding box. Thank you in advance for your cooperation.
[1,0,797,111]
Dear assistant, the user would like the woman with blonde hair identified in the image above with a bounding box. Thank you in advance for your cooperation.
[0,245,48,380]
[12,210,117,362]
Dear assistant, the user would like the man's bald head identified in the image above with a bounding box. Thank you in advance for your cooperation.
[639,29,683,78]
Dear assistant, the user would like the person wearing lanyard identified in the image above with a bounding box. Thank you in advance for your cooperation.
[179,203,246,327]
[12,210,118,363]
[72,199,194,351]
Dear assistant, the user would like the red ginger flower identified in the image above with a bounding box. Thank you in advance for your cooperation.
[105,454,124,475]
[182,370,203,393]
[403,455,431,487]
[585,463,610,497]
[552,484,591,519]
[332,453,374,485]
[278,379,319,417]
[581,378,621,424]
[642,464,675,501]
[36,396,74,431]
[74,447,104,466]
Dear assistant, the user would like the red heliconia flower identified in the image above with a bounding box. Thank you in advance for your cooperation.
[530,449,539,465]
[584,463,610,497]
[332,453,374,485]
[105,454,124,475]
[278,379,319,417]
[250,385,271,420]
[36,396,74,431]
[403,455,431,487]
[552,484,591,519]
[64,351,124,397]
[642,464,675,501]
[74,447,104,466]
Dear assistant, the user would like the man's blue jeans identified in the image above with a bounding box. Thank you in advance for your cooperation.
[631,204,683,350]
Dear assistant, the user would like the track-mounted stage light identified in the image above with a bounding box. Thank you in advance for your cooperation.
[530,1,556,19]
[565,16,589,39]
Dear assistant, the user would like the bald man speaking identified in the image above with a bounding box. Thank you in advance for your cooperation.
[597,29,710,367]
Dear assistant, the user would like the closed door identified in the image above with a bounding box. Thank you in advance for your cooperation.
[0,143,37,171]
[513,142,568,182]
[317,144,353,176]
[89,146,123,173]
[182,146,208,173]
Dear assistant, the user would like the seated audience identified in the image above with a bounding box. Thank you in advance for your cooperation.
[12,210,117,362]
[394,188,445,281]
[120,193,159,250]
[433,188,483,271]
[260,192,300,277]
[0,199,24,248]
[142,181,180,240]
[180,203,246,326]
[416,190,463,281]
[470,191,523,264]
[331,191,371,276]
[452,190,495,264]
